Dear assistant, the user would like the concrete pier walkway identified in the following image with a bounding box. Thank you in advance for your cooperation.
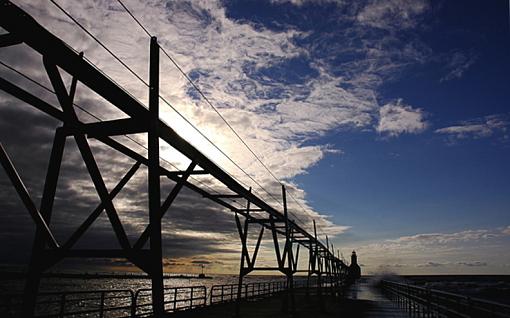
[172,278,409,317]
[342,278,409,317]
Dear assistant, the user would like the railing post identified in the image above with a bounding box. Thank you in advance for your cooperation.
[173,289,177,312]
[59,294,66,318]
[99,292,105,318]
[131,290,136,318]
[407,284,411,313]
[190,288,194,310]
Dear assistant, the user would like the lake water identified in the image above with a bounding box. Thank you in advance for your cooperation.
[0,273,291,295]
[380,274,510,305]
[2,274,509,303]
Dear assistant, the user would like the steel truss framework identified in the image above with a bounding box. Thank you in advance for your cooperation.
[0,1,349,316]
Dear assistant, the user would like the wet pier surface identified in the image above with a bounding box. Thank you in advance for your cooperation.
[171,278,409,317]
[343,278,409,317]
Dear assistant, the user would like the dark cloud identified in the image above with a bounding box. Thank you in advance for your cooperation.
[0,91,242,271]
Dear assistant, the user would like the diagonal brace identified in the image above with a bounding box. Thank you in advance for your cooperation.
[293,244,300,272]
[133,161,197,249]
[62,161,141,250]
[43,57,131,250]
[269,215,283,268]
[0,143,59,248]
[249,226,265,268]
[235,213,251,267]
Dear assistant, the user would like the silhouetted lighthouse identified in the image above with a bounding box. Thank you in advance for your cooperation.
[349,250,361,279]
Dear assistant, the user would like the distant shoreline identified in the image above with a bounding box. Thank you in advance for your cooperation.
[0,271,213,280]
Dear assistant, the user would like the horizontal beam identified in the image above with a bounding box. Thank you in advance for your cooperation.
[247,218,284,224]
[0,32,21,47]
[236,208,264,212]
[292,239,311,244]
[210,194,244,199]
[166,170,208,178]
[78,118,148,137]
[250,267,282,271]
[44,249,151,259]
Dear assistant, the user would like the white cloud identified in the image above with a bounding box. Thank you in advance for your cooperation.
[376,99,428,136]
[417,261,487,268]
[394,229,500,245]
[357,0,430,30]
[435,114,509,140]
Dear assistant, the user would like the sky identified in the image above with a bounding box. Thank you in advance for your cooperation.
[0,0,509,275]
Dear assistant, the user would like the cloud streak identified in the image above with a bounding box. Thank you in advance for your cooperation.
[435,114,509,141]
[440,50,478,82]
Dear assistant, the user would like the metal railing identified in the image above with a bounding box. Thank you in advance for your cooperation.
[1,289,134,318]
[209,279,316,305]
[134,286,206,317]
[0,286,206,317]
[210,281,288,304]
[0,278,339,317]
[381,280,510,318]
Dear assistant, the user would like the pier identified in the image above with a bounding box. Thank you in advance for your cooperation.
[176,278,411,318]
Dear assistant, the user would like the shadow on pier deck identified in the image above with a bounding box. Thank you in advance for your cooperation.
[173,279,408,318]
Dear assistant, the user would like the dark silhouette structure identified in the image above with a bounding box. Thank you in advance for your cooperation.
[349,250,361,279]
[0,0,351,316]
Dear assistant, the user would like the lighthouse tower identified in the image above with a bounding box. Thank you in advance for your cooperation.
[349,250,361,279]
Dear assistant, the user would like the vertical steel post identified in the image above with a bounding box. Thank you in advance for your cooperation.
[282,185,294,313]
[149,36,165,317]
[306,239,312,296]
[22,129,65,316]
[313,220,323,305]
[235,188,250,317]
[325,235,330,294]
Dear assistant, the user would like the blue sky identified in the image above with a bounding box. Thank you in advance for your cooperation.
[1,0,509,274]
[225,0,510,272]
